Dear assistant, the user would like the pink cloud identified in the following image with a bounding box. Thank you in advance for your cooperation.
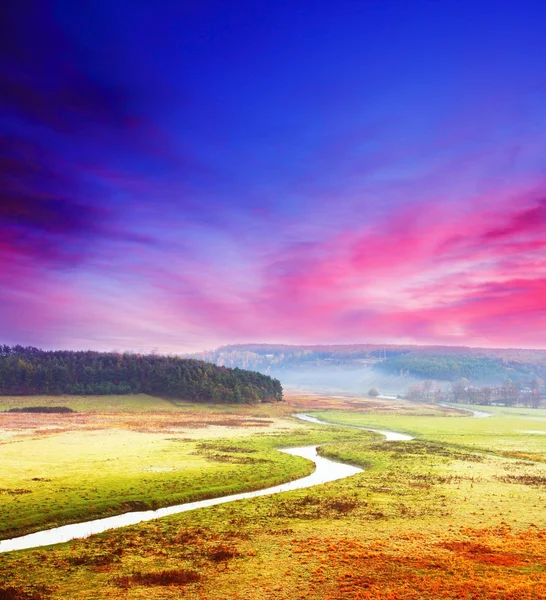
[122,179,543,349]
[4,122,546,352]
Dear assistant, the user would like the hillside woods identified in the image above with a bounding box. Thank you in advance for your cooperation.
[0,346,283,404]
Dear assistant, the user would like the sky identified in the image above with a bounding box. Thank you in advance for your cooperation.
[2,0,546,352]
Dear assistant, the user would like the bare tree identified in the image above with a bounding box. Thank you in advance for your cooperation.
[466,386,480,405]
[480,387,493,405]
[531,389,542,409]
[432,387,447,403]
[408,384,424,401]
[451,378,469,403]
[500,378,519,406]
[422,380,433,400]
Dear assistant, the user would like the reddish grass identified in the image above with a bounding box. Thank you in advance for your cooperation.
[280,526,546,599]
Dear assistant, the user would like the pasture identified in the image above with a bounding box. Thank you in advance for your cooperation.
[1,394,545,599]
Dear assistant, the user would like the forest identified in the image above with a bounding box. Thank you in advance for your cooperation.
[193,344,546,385]
[376,353,546,382]
[0,346,283,404]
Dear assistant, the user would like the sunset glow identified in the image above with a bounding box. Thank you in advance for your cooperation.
[2,1,546,351]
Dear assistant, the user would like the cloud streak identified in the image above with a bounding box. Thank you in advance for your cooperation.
[2,1,546,351]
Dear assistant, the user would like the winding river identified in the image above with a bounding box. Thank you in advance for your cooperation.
[294,413,414,441]
[0,413,409,554]
[439,403,492,418]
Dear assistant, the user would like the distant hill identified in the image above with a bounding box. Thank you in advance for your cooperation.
[187,344,546,393]
[0,345,283,404]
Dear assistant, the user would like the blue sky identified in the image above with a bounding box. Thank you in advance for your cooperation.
[2,0,546,351]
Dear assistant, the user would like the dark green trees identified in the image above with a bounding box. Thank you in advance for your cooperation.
[0,346,283,404]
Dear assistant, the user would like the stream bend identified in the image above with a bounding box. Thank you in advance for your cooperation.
[0,415,410,554]
[0,446,363,553]
[294,413,414,441]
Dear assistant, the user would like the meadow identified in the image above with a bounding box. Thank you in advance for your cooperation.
[1,394,546,599]
[0,395,370,539]
[310,404,546,460]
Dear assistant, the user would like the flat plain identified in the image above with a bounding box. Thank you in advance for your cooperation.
[1,393,546,599]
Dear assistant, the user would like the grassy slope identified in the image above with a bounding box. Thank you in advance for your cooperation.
[1,396,546,599]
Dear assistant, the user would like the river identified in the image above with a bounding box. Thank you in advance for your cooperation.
[439,403,492,418]
[294,413,414,440]
[0,414,409,554]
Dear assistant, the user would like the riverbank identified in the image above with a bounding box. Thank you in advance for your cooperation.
[0,446,365,554]
[2,394,546,599]
[0,396,382,541]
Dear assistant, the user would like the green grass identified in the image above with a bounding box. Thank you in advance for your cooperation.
[2,418,546,599]
[2,396,546,599]
[0,412,372,539]
[0,394,182,412]
[309,405,546,459]
[0,393,307,417]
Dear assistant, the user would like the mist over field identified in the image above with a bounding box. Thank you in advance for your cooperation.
[190,343,546,399]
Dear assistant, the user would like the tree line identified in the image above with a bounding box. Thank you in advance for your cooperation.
[377,354,545,383]
[193,345,546,386]
[405,377,544,408]
[0,346,283,404]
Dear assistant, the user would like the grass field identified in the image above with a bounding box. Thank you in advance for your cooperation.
[0,394,376,539]
[310,404,546,459]
[1,393,546,599]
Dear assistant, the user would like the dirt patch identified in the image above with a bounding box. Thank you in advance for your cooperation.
[113,569,200,588]
[496,474,546,486]
[269,494,364,520]
[0,585,50,600]
[0,488,32,496]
